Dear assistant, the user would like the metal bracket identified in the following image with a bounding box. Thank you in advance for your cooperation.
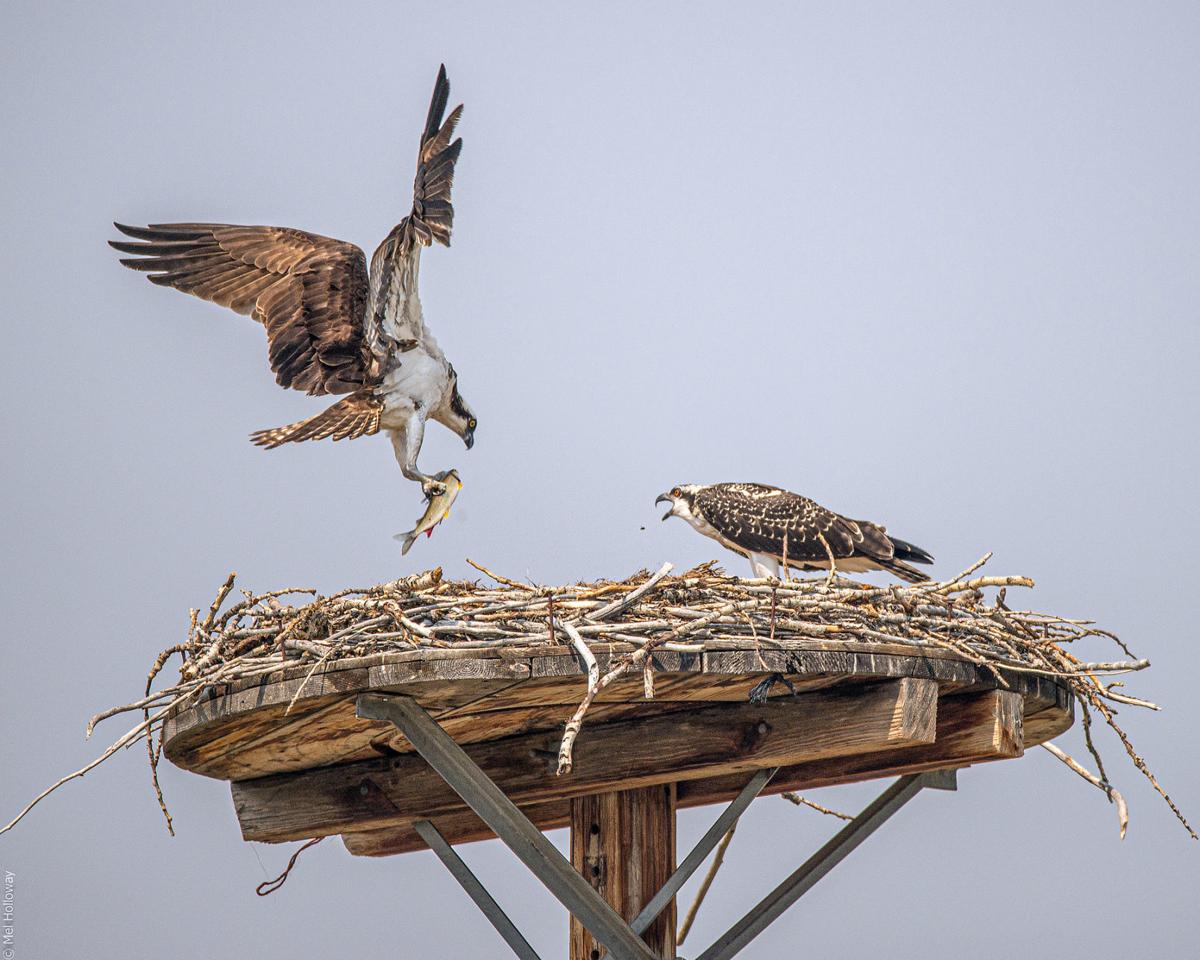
[694,769,958,960]
[357,693,658,960]
[631,767,777,935]
[357,692,958,960]
[412,819,543,960]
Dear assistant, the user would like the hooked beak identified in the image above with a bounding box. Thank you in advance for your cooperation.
[655,493,674,522]
[463,428,475,450]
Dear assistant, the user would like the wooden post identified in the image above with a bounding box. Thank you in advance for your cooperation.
[570,784,677,960]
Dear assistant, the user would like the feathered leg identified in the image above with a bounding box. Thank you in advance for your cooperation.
[747,553,780,579]
[389,415,444,497]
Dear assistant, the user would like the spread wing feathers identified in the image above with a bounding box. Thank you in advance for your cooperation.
[694,483,924,571]
[249,390,384,448]
[111,223,370,396]
[363,65,464,373]
[411,63,464,248]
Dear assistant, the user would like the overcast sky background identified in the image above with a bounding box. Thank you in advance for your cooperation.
[3,2,1198,957]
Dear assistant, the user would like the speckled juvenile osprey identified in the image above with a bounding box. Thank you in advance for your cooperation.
[656,483,935,582]
[110,66,475,497]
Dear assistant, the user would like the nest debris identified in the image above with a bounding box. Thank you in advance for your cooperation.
[2,554,1192,841]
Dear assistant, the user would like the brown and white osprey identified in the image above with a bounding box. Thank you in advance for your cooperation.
[656,483,935,582]
[110,65,476,497]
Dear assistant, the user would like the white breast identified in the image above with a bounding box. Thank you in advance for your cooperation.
[684,511,743,552]
[379,349,450,425]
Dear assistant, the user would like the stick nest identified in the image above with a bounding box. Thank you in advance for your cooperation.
[3,555,1192,841]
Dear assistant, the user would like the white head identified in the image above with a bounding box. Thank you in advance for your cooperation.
[654,484,705,523]
[432,364,477,450]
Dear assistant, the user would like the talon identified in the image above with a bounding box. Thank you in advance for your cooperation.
[422,480,447,499]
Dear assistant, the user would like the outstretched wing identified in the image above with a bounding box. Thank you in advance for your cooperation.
[249,389,384,448]
[695,483,894,564]
[363,64,464,374]
[112,223,369,396]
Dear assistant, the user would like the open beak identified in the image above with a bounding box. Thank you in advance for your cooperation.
[655,493,673,522]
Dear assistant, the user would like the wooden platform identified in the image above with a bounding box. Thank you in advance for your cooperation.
[162,639,1072,857]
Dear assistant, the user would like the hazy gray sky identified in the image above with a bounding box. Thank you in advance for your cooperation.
[3,2,1198,957]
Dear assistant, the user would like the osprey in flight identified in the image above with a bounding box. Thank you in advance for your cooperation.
[656,483,935,582]
[110,66,475,497]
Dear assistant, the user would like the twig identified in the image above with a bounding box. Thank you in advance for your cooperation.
[557,620,599,774]
[781,792,854,820]
[465,558,535,590]
[202,572,237,633]
[283,616,392,716]
[5,555,1188,843]
[562,621,599,693]
[1041,743,1129,839]
[586,562,674,622]
[2,698,168,836]
[556,601,743,775]
[677,825,737,945]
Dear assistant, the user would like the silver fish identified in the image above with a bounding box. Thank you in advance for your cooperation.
[395,470,463,554]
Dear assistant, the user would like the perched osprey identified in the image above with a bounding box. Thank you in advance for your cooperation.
[110,66,476,497]
[656,483,935,582]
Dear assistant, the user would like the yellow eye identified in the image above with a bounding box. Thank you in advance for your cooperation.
[468,418,477,429]
[671,487,682,498]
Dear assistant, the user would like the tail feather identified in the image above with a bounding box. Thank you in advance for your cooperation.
[876,557,932,584]
[889,536,935,566]
[250,391,383,449]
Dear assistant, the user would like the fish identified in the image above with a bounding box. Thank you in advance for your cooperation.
[395,469,463,554]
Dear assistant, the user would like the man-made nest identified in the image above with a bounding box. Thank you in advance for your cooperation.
[3,554,1192,840]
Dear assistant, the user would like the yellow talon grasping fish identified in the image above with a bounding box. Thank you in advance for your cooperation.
[396,470,463,554]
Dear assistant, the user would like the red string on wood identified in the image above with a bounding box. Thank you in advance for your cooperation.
[256,836,324,896]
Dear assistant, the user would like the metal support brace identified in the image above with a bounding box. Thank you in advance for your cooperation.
[356,693,659,960]
[631,767,777,935]
[358,692,958,960]
[694,769,958,960]
[413,819,543,960]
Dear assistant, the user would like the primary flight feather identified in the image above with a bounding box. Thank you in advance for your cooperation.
[110,65,476,498]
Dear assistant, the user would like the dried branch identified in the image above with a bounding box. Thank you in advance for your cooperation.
[781,792,854,820]
[677,824,737,945]
[2,554,1188,842]
[556,600,744,775]
[1041,742,1129,839]
[587,562,674,622]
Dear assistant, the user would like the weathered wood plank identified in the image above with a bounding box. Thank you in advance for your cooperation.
[677,688,1024,803]
[234,677,938,843]
[339,688,1028,857]
[164,639,1071,782]
[1023,679,1075,745]
[173,697,719,781]
[164,674,532,779]
[570,785,676,960]
[342,800,573,857]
